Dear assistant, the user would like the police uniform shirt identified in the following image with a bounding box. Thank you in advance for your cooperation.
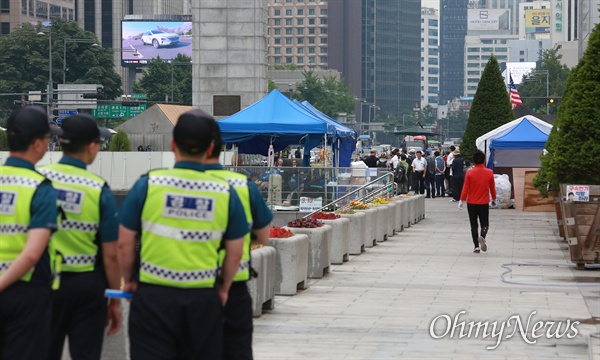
[203,163,273,230]
[55,156,118,245]
[119,162,248,241]
[2,157,58,283]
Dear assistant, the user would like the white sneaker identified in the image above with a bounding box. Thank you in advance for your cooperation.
[473,247,480,253]
[478,236,487,252]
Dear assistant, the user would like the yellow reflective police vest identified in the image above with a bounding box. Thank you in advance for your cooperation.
[140,168,231,288]
[40,163,104,273]
[0,165,49,282]
[206,169,253,282]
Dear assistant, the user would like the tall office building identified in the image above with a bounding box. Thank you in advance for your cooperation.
[579,0,600,58]
[421,7,439,108]
[0,0,75,35]
[439,0,468,103]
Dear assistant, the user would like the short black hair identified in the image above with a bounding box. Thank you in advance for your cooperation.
[450,145,456,151]
[434,151,440,157]
[400,154,406,160]
[472,149,485,164]
[174,109,219,156]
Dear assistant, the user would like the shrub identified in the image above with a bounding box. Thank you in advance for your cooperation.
[108,129,131,152]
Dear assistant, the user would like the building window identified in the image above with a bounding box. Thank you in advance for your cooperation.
[467,71,479,76]
[320,18,327,25]
[297,38,304,44]
[481,39,493,44]
[274,38,281,44]
[297,19,303,25]
[320,28,327,34]
[309,8,315,15]
[481,47,494,52]
[467,78,479,83]
[274,9,280,16]
[1,22,9,34]
[274,19,281,25]
[274,29,281,35]
[308,37,315,44]
[298,57,304,63]
[428,77,438,84]
[286,57,293,63]
[496,55,507,60]
[309,28,315,34]
[309,56,315,63]
[285,9,292,16]
[428,67,438,74]
[286,28,293,35]
[286,48,292,54]
[495,47,507,52]
[297,28,304,35]
[308,47,315,53]
[320,9,327,15]
[320,38,327,44]
[286,19,292,25]
[428,39,437,46]
[320,47,327,53]
[467,55,479,60]
[428,29,438,36]
[274,48,281,54]
[297,9,303,15]
[428,58,438,65]
[274,57,281,63]
[298,48,304,54]
[428,86,438,93]
[428,19,438,26]
[467,47,479,52]
[320,56,327,63]
[519,50,525,55]
[285,38,293,44]
[467,63,479,68]
[309,18,315,25]
[1,0,9,13]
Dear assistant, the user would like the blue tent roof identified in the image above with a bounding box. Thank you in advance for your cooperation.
[218,90,333,165]
[297,100,356,139]
[489,118,549,150]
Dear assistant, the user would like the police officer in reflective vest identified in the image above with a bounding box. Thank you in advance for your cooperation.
[118,109,248,359]
[39,114,121,360]
[203,119,273,359]
[0,106,60,358]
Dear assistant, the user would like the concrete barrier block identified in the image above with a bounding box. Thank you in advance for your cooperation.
[321,218,350,264]
[385,202,397,237]
[339,212,366,255]
[356,209,376,248]
[268,234,309,295]
[371,206,387,243]
[286,225,332,278]
[248,246,277,317]
[390,199,403,233]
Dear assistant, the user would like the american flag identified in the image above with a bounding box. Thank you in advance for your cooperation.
[509,75,522,109]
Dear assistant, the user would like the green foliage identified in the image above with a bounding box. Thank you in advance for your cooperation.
[0,19,122,121]
[0,130,7,151]
[109,129,131,152]
[517,49,570,114]
[460,55,514,160]
[291,71,356,118]
[132,54,192,105]
[268,78,278,92]
[534,24,600,194]
[268,64,299,70]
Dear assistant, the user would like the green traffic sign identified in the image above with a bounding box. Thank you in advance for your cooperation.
[91,104,147,118]
[131,93,147,100]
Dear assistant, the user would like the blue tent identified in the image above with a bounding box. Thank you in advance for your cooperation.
[487,118,550,168]
[296,100,356,167]
[219,90,343,166]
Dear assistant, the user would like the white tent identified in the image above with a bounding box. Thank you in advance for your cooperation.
[476,115,552,168]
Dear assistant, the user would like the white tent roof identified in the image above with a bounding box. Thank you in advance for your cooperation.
[476,115,552,165]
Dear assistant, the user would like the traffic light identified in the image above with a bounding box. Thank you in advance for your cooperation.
[548,98,556,104]
[82,93,98,99]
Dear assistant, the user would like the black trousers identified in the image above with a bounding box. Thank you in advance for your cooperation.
[129,284,223,360]
[424,173,436,197]
[413,171,425,194]
[452,175,464,201]
[49,272,108,360]
[222,282,253,360]
[467,203,490,248]
[0,281,51,360]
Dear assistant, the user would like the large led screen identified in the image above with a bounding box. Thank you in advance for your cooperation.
[121,20,192,66]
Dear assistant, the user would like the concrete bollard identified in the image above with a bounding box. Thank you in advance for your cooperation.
[268,234,309,295]
[391,199,403,233]
[286,225,332,279]
[355,208,376,248]
[371,205,387,243]
[248,246,277,317]
[339,212,366,255]
[320,217,350,264]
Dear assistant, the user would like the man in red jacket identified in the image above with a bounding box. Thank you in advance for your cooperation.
[459,150,496,253]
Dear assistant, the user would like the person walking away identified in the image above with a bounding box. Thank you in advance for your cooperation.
[40,115,121,360]
[458,150,497,253]
[451,150,465,202]
[118,109,248,360]
[446,146,455,196]
[406,150,415,191]
[395,154,409,195]
[204,121,273,360]
[0,106,60,359]
[434,150,446,197]
[411,150,426,195]
[423,150,436,198]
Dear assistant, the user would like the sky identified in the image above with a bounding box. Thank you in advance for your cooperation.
[422,0,439,10]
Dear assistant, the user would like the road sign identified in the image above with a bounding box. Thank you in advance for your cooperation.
[56,118,64,125]
[91,103,147,118]
[131,93,147,100]
[58,109,78,116]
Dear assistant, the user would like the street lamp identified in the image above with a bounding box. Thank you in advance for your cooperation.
[37,29,53,116]
[170,61,192,103]
[63,38,98,84]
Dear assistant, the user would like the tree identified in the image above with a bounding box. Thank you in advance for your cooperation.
[0,20,122,122]
[534,24,600,195]
[109,129,131,151]
[291,71,356,118]
[268,78,278,92]
[517,49,570,114]
[460,55,514,160]
[132,54,192,105]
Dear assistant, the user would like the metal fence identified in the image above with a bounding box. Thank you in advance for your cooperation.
[223,165,394,209]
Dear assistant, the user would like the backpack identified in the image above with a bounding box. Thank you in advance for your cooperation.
[394,163,407,183]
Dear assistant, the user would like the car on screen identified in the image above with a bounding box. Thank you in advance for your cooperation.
[141,30,180,48]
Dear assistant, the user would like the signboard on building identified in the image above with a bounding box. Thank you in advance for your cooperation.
[525,9,550,33]
[467,9,511,31]
[505,62,537,85]
[91,103,147,118]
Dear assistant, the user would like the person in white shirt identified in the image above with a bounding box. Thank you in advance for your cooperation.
[411,150,427,194]
[446,145,455,196]
[390,149,399,170]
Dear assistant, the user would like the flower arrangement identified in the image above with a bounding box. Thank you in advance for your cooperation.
[349,200,369,209]
[311,212,340,220]
[371,197,390,205]
[269,226,295,238]
[251,244,264,250]
[287,218,324,228]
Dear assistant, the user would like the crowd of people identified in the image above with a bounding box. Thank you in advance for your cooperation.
[0,106,273,359]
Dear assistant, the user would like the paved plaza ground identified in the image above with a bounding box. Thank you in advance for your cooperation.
[252,197,600,360]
